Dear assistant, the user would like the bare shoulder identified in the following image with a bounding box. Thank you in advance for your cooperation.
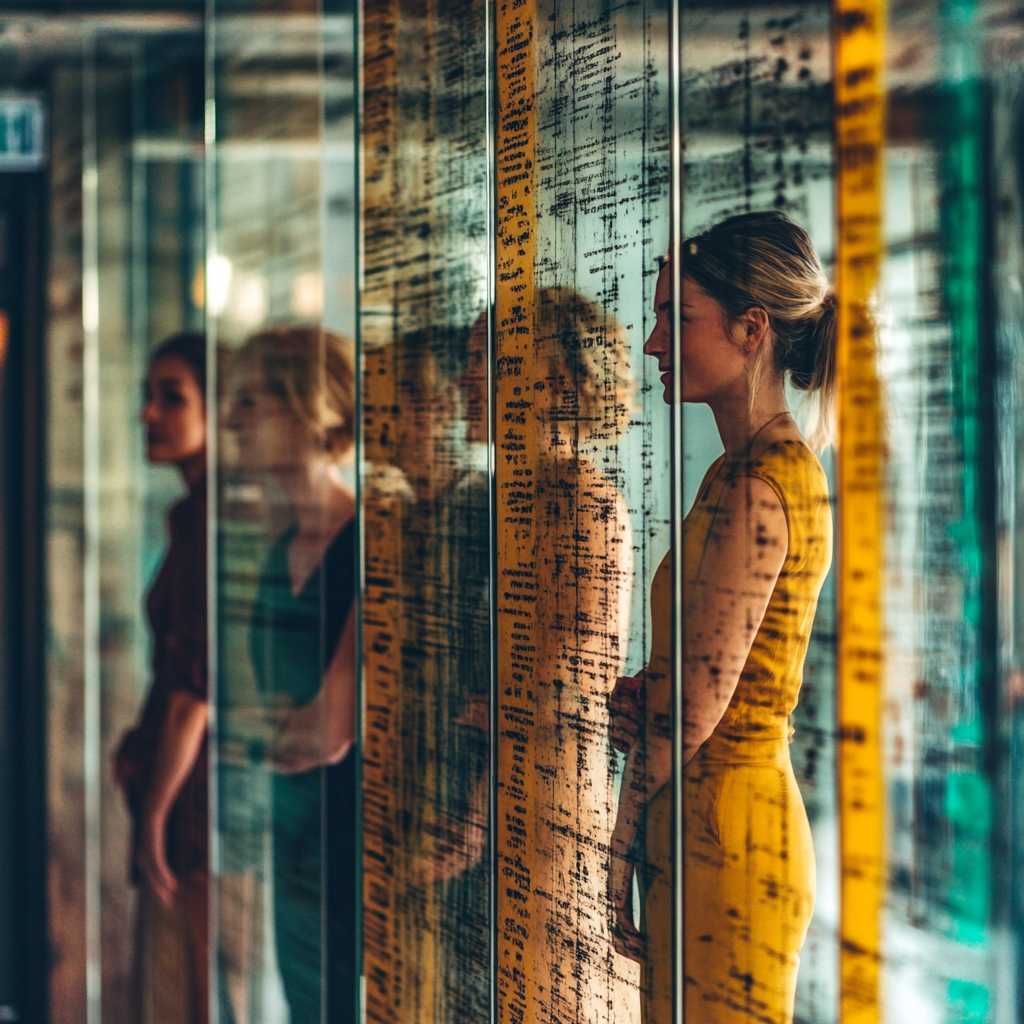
[703,473,789,577]
[713,472,788,528]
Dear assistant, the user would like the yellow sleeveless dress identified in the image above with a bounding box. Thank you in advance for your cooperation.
[640,439,832,1024]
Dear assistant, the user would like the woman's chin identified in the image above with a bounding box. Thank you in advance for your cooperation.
[145,446,171,464]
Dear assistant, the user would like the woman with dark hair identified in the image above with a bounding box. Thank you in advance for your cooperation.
[113,332,213,1023]
[609,211,835,1024]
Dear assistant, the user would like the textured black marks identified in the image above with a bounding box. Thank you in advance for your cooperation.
[682,6,830,215]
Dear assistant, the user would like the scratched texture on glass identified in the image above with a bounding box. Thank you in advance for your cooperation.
[674,5,838,1023]
[359,0,492,1019]
[494,0,670,1020]
[873,1,1021,1020]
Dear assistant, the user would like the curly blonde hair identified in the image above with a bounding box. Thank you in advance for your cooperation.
[534,287,634,442]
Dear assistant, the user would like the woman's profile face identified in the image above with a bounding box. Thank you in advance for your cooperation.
[141,355,206,465]
[224,358,310,475]
[644,262,748,405]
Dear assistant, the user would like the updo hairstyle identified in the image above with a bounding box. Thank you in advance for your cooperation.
[683,210,836,449]
[236,324,355,460]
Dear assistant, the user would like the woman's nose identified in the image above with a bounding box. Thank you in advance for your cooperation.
[643,328,664,357]
[141,401,158,424]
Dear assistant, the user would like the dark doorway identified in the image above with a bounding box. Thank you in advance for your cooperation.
[0,167,49,1024]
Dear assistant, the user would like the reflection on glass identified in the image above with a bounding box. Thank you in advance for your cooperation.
[509,289,639,1020]
[493,0,670,1019]
[225,326,359,1022]
[19,2,1024,1021]
[393,333,491,1016]
[357,0,492,1016]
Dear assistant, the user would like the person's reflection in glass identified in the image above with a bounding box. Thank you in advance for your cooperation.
[385,330,492,1019]
[609,211,835,1023]
[226,326,358,1023]
[494,291,640,1019]
[112,333,212,1024]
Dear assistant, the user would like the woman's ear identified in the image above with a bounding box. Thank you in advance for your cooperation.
[739,306,770,353]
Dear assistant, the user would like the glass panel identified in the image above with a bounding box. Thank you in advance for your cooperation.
[41,39,90,1021]
[44,21,205,1021]
[358,0,493,1017]
[672,6,838,1022]
[873,0,1012,1016]
[209,3,359,1022]
[492,0,671,1020]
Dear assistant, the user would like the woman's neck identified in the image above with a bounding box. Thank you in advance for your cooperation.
[177,450,207,491]
[708,378,791,457]
[279,458,354,538]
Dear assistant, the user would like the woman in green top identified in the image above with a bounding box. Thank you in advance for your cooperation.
[227,325,358,1022]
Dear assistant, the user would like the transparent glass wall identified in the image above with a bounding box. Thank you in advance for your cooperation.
[208,2,358,1021]
[39,18,205,1021]
[14,1,1024,1022]
[358,0,492,1018]
[676,6,839,1021]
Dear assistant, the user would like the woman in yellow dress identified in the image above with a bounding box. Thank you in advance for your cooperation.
[609,211,836,1023]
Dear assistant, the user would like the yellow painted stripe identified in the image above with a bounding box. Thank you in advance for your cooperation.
[494,0,538,1017]
[359,1,406,1019]
[833,2,887,1021]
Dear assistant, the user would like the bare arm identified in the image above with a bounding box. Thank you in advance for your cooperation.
[610,475,787,957]
[642,475,786,782]
[138,690,208,906]
[317,605,358,761]
[269,606,357,774]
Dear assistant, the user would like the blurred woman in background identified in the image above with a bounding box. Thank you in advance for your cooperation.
[113,332,212,1023]
[504,288,640,1022]
[226,325,358,1023]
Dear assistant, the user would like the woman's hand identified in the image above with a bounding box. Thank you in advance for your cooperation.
[112,728,141,792]
[609,672,643,753]
[454,695,490,734]
[265,696,352,775]
[608,848,645,964]
[137,810,177,910]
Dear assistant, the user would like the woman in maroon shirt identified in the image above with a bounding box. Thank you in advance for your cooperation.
[112,333,212,1023]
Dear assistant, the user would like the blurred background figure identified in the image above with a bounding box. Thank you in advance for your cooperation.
[112,333,212,1024]
[226,325,358,1023]
[382,329,492,1020]
[503,288,640,1022]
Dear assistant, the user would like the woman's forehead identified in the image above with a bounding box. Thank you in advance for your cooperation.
[148,355,198,385]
